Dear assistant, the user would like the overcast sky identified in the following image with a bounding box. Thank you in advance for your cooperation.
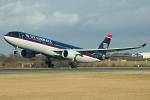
[0,0,150,56]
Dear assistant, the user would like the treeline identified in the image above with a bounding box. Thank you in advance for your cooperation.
[0,53,149,68]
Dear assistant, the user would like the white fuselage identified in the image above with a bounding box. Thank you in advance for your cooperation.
[4,35,101,63]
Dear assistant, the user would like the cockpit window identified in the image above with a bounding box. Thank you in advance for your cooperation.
[7,32,13,36]
[6,32,17,37]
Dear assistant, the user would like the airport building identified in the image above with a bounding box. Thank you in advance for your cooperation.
[132,52,150,58]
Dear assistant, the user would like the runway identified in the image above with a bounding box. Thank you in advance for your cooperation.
[0,67,150,74]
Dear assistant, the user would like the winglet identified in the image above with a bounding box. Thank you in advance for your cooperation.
[107,34,112,38]
[142,42,147,47]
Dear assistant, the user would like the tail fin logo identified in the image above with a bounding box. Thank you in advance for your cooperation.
[98,34,112,49]
[103,43,108,49]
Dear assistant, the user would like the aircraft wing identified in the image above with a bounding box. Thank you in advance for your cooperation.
[54,43,147,54]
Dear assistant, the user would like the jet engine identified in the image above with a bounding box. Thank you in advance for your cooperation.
[21,50,35,58]
[62,50,76,59]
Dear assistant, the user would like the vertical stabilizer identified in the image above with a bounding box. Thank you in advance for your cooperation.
[98,34,112,49]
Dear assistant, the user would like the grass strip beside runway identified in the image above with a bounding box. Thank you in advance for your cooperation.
[0,71,150,100]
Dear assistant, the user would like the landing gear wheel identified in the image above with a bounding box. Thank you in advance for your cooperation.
[51,64,54,68]
[14,46,18,54]
[74,65,77,68]
[45,61,49,65]
[46,57,54,68]
[48,63,54,68]
[14,51,18,54]
[70,62,77,69]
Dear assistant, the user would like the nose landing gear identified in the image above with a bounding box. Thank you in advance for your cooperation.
[14,46,18,54]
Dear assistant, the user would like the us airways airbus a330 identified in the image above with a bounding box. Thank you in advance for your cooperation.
[4,31,147,68]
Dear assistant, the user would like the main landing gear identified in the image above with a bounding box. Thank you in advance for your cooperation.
[69,62,77,69]
[46,57,54,68]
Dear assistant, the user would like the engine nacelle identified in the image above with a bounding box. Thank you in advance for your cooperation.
[21,50,35,58]
[62,50,76,59]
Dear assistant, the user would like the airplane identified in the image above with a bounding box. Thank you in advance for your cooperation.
[4,31,147,68]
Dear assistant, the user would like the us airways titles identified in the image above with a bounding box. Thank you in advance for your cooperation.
[24,33,53,44]
[24,33,69,49]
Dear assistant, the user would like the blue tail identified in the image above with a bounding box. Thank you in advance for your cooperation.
[98,34,112,49]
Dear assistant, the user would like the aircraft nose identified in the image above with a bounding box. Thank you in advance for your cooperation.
[4,35,8,41]
[4,35,7,39]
